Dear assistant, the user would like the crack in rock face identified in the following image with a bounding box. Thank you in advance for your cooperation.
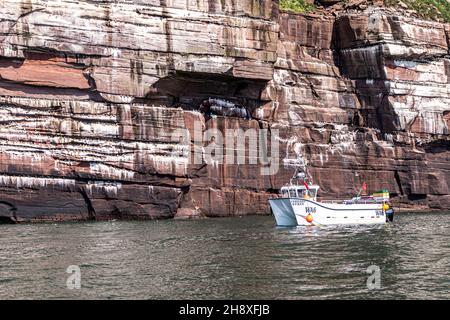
[0,0,448,222]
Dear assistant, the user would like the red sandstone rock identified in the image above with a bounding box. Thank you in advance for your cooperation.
[0,1,448,222]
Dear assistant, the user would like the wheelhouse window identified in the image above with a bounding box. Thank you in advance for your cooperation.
[289,189,297,198]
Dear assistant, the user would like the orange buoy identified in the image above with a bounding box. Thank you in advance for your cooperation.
[306,213,313,223]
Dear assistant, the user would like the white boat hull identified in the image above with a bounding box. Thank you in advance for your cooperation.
[269,198,387,226]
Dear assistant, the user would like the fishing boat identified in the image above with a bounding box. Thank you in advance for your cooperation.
[269,159,394,227]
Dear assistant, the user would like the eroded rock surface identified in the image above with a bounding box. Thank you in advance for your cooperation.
[0,1,448,222]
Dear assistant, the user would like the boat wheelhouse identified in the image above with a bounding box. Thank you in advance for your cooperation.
[280,185,319,201]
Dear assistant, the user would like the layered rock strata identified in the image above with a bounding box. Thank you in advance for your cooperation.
[0,0,448,222]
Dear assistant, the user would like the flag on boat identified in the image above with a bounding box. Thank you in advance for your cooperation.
[362,182,367,191]
[373,189,390,200]
[303,180,310,190]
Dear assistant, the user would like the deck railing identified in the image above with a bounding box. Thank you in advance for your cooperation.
[320,199,385,204]
[270,195,388,204]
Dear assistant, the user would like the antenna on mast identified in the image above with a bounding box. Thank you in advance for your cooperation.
[282,156,313,184]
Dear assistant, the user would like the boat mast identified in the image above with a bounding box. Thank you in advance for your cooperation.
[283,155,312,186]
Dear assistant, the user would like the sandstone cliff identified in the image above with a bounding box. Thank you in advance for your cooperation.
[0,0,448,222]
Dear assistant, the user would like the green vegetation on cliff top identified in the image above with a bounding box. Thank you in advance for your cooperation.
[279,0,316,13]
[281,0,450,22]
[386,0,450,22]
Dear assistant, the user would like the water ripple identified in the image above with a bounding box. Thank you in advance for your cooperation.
[0,212,449,299]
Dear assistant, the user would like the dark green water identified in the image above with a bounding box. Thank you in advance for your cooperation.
[0,212,449,299]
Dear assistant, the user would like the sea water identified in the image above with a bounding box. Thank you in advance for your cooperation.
[0,212,448,299]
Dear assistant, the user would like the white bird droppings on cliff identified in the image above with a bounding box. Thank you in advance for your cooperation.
[86,181,122,198]
[90,163,135,180]
[0,175,76,189]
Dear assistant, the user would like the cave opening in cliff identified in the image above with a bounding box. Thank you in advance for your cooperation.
[145,71,269,119]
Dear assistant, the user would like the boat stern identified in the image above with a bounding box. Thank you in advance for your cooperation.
[385,208,394,222]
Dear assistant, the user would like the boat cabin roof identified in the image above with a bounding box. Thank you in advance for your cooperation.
[281,185,320,191]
